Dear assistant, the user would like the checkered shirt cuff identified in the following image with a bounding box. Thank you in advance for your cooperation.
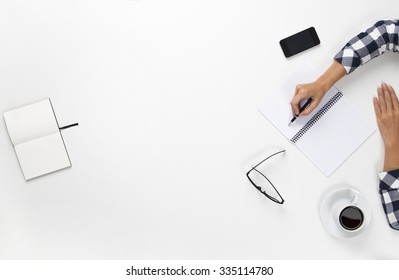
[334,19,399,74]
[334,46,361,74]
[379,169,399,230]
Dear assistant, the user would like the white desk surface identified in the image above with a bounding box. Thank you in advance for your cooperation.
[1,0,399,259]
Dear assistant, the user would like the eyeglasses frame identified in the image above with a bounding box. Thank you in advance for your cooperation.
[246,149,286,204]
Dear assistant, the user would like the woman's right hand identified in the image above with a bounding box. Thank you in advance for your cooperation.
[290,81,327,116]
[290,60,347,117]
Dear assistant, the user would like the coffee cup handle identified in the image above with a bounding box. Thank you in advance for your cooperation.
[350,193,359,206]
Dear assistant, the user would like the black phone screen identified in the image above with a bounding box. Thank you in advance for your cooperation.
[279,27,320,57]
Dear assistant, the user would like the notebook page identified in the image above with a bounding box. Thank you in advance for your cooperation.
[295,95,375,176]
[3,99,59,146]
[14,133,71,180]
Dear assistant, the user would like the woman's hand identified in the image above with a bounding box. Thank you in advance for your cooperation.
[290,60,346,117]
[373,82,399,171]
[290,81,327,116]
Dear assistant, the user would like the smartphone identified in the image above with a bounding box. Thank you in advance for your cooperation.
[279,27,320,57]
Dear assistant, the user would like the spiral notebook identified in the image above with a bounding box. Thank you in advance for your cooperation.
[258,64,375,176]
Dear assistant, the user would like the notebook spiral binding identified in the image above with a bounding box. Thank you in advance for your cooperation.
[290,91,343,143]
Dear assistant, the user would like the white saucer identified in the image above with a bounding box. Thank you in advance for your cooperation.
[319,185,371,238]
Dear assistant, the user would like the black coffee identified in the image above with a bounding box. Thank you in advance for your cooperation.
[339,206,364,230]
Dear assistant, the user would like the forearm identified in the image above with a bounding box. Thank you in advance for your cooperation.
[315,60,346,92]
[383,145,399,172]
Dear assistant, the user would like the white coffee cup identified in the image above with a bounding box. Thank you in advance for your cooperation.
[338,194,364,232]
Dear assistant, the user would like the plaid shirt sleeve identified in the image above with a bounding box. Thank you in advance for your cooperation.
[334,19,399,74]
[379,169,399,230]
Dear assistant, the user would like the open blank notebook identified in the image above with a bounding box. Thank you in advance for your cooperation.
[3,99,71,180]
[258,64,375,176]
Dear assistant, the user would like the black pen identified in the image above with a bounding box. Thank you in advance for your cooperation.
[288,97,313,126]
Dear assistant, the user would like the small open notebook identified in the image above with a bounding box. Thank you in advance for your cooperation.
[3,99,72,180]
[258,64,375,176]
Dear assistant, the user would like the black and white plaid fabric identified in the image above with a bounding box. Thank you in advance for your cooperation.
[334,20,399,230]
[379,169,399,230]
[334,19,399,74]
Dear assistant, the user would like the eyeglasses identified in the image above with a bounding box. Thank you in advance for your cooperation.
[246,149,286,204]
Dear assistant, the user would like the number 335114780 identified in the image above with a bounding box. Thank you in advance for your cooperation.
[219,267,273,276]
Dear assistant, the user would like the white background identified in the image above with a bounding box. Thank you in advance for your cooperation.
[0,0,399,259]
